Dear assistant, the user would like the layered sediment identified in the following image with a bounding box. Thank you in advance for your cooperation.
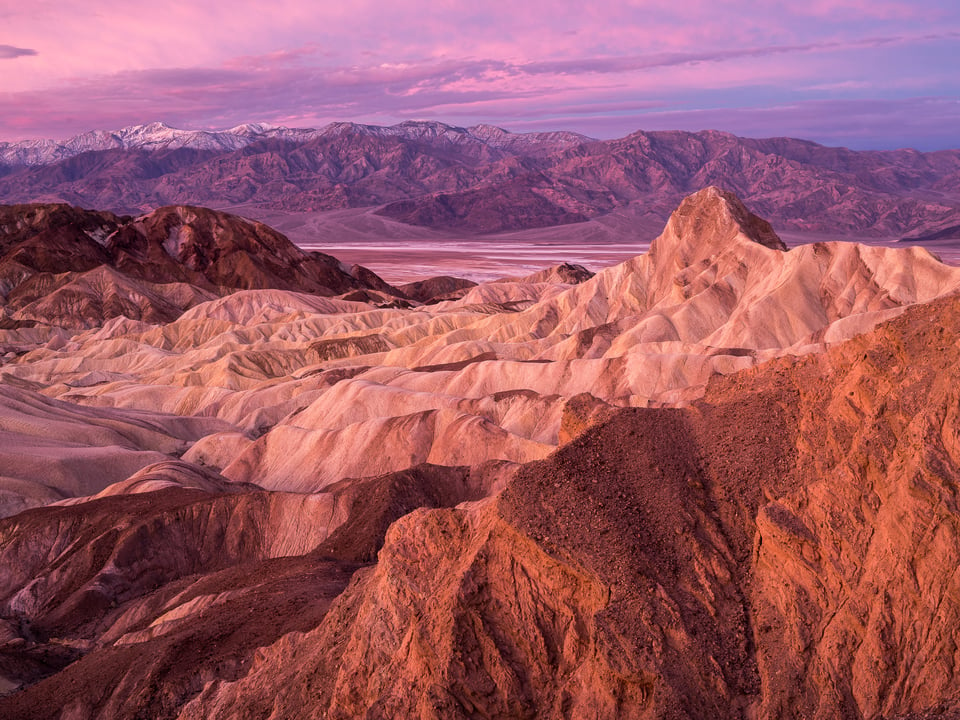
[1,188,959,718]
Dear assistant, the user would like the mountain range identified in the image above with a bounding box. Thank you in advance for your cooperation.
[2,121,959,238]
[4,187,960,716]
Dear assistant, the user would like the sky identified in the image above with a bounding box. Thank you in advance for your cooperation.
[0,1,958,150]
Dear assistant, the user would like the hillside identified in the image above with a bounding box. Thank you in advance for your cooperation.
[1,189,960,717]
[0,203,397,330]
[2,122,959,238]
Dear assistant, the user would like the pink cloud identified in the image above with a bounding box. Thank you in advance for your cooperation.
[792,0,919,20]
[0,45,37,59]
[0,1,957,150]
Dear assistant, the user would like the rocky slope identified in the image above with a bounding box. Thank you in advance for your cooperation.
[2,187,957,504]
[0,203,396,331]
[2,121,959,237]
[1,189,960,717]
[211,290,960,720]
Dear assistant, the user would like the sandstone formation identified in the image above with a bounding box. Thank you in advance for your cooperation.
[398,275,478,304]
[2,186,958,505]
[2,187,960,717]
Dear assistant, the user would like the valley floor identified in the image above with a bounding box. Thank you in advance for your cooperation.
[231,205,960,283]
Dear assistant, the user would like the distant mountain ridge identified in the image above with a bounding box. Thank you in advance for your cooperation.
[1,120,959,238]
[0,120,593,167]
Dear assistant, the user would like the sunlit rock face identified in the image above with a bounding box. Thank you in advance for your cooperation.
[2,188,960,718]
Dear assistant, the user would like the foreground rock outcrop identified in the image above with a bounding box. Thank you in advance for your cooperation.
[299,291,960,719]
[1,188,960,717]
[0,203,395,330]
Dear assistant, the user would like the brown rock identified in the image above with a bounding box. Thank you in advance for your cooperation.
[558,392,616,445]
[0,203,396,329]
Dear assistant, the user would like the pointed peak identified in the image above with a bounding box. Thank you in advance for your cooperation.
[645,187,785,272]
[124,121,177,134]
[226,122,277,135]
[662,186,785,252]
[468,123,511,137]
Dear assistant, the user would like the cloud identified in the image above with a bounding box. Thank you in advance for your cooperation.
[1,53,956,151]
[0,57,549,140]
[519,31,960,76]
[0,19,957,151]
[0,44,37,59]
[605,97,960,151]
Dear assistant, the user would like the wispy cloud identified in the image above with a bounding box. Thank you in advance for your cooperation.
[519,31,960,76]
[617,97,960,151]
[0,44,37,59]
[0,1,958,149]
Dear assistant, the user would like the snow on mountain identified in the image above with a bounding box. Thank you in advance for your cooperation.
[0,121,300,166]
[466,123,593,155]
[0,120,587,168]
[316,119,592,154]
[0,137,70,166]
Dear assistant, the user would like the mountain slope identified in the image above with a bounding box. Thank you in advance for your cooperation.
[271,289,960,719]
[0,120,591,168]
[0,203,396,330]
[2,189,960,716]
[2,122,959,237]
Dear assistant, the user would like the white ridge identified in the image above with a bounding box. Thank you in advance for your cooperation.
[0,120,594,167]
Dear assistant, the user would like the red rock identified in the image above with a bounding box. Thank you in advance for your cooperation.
[2,188,960,718]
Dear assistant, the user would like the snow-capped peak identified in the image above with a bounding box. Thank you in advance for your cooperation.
[0,119,595,168]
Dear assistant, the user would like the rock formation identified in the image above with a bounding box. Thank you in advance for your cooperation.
[2,187,960,717]
[0,203,394,331]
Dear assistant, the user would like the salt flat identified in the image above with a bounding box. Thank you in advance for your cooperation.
[233,205,960,283]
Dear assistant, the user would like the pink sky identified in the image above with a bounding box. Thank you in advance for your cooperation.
[1,0,958,149]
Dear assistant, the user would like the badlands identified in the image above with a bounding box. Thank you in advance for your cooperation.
[2,187,960,717]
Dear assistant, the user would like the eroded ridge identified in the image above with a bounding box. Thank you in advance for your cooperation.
[1,188,960,718]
